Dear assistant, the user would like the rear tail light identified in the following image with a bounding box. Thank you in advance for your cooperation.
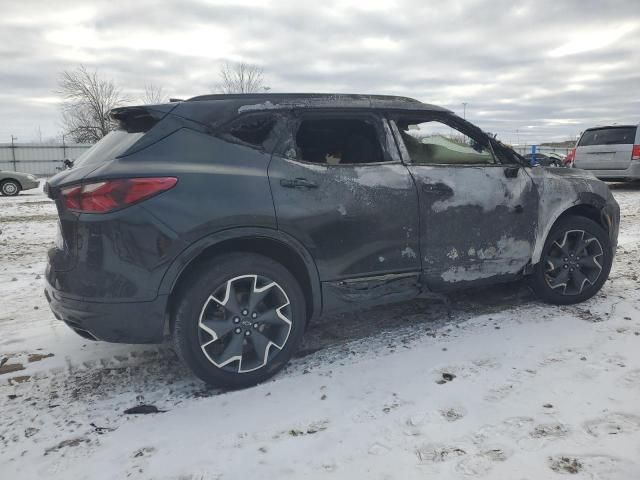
[632,145,640,161]
[61,177,177,213]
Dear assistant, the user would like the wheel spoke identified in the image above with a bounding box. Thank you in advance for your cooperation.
[578,254,601,269]
[224,281,242,315]
[217,334,244,366]
[201,318,236,339]
[248,285,271,312]
[553,232,571,256]
[248,330,273,366]
[254,308,284,325]
[548,268,570,289]
[570,268,589,294]
[572,232,587,256]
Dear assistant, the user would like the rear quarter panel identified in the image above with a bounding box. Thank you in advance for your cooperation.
[92,128,277,245]
[48,128,277,302]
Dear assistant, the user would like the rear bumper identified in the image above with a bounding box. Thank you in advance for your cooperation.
[582,162,640,180]
[44,282,168,344]
[21,179,40,191]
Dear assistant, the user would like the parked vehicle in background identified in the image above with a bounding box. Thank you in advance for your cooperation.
[0,170,39,196]
[574,125,640,180]
[548,152,566,164]
[44,93,620,388]
[523,152,561,167]
[564,147,576,167]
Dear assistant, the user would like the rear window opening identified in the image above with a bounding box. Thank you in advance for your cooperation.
[111,106,162,133]
[578,126,637,146]
[222,113,277,149]
[295,118,385,164]
[73,130,144,168]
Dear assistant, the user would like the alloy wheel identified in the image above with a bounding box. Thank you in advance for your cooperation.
[544,229,603,295]
[198,274,292,373]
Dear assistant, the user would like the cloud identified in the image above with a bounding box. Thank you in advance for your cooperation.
[1,0,639,144]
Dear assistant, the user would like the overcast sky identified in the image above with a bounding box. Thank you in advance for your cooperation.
[1,0,639,145]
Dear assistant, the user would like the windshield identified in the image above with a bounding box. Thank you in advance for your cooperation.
[73,130,144,168]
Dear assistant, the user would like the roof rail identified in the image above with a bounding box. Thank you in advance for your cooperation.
[186,92,421,103]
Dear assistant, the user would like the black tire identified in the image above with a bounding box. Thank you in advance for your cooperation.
[172,252,306,389]
[0,179,21,196]
[531,216,612,305]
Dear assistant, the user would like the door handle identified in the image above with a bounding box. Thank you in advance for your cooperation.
[422,183,453,195]
[280,178,318,189]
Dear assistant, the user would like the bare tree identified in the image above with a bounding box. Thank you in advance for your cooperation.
[216,62,266,94]
[56,65,128,143]
[142,83,166,104]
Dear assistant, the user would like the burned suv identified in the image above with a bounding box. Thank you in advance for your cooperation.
[45,94,619,388]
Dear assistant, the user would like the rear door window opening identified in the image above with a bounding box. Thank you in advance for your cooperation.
[293,115,388,165]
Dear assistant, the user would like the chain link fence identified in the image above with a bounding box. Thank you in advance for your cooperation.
[0,144,92,176]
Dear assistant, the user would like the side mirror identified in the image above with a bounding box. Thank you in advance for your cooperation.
[63,158,74,169]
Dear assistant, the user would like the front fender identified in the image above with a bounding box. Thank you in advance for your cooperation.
[529,168,617,263]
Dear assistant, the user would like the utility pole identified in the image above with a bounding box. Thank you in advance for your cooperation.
[462,102,468,120]
[10,135,17,171]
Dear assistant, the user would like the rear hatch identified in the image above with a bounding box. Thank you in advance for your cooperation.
[574,126,637,171]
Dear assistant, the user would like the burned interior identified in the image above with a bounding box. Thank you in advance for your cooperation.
[295,117,385,164]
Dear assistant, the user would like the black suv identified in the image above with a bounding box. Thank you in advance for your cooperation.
[45,94,619,388]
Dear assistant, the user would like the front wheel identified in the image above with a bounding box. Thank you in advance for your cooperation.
[531,216,613,305]
[172,253,306,388]
[1,180,20,196]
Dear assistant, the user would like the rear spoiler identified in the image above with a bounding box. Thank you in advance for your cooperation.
[110,104,179,133]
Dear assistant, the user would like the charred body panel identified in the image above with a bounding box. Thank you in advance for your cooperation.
[269,157,421,277]
[268,110,421,282]
[387,110,539,289]
[409,165,539,289]
[527,168,619,262]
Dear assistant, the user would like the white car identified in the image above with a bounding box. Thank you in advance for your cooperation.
[574,124,640,180]
[0,170,40,196]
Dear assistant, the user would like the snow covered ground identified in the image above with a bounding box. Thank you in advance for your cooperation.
[1,182,639,480]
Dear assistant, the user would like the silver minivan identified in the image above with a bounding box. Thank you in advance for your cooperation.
[574,124,640,180]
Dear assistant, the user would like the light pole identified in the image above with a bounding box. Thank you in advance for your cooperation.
[462,102,468,120]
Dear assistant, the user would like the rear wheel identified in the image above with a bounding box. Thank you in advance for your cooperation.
[531,216,612,305]
[0,180,20,196]
[172,253,306,388]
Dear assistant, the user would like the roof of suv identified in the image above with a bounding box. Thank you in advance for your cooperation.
[583,124,638,130]
[184,93,451,113]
